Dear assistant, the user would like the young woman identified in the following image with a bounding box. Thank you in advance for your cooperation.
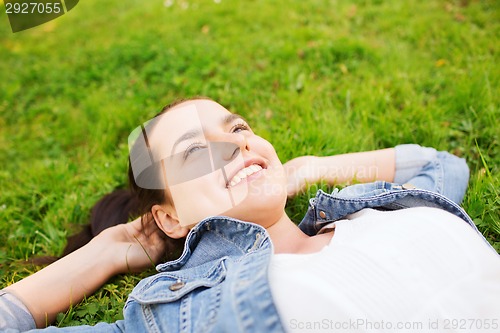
[1,98,499,332]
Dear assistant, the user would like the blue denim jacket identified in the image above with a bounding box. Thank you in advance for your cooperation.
[2,145,491,333]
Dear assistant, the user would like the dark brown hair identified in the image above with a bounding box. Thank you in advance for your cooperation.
[29,189,141,265]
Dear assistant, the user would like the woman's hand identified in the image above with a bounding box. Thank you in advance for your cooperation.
[95,217,167,274]
[283,156,321,197]
[4,216,168,327]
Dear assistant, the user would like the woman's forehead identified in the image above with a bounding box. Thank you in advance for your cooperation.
[148,100,233,149]
[170,99,231,117]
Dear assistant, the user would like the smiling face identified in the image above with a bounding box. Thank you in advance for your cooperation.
[132,99,287,229]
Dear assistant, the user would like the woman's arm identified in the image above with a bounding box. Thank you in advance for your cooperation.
[284,144,469,204]
[3,217,166,328]
[284,148,395,197]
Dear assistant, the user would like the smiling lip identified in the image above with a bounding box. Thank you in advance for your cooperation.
[225,158,267,188]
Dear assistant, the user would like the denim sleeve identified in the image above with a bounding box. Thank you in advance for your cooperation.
[21,321,126,333]
[0,290,35,332]
[0,290,125,333]
[394,144,470,204]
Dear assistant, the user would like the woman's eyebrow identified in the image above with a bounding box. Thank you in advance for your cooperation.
[170,114,247,156]
[223,113,247,125]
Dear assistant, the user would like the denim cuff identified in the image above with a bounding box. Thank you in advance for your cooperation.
[394,144,437,184]
[0,290,36,332]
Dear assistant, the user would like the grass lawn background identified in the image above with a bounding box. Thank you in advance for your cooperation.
[0,0,498,327]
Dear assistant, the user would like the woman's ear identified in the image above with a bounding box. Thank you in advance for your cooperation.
[151,204,189,239]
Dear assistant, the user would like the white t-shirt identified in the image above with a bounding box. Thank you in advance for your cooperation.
[268,207,500,332]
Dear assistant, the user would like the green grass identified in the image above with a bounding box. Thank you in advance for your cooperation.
[1,0,499,327]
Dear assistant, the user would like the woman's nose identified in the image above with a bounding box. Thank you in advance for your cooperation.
[230,133,249,152]
[211,133,249,162]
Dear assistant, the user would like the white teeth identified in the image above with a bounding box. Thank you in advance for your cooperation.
[228,164,263,187]
[250,165,260,172]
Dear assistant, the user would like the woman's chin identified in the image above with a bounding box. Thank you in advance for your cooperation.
[223,184,287,224]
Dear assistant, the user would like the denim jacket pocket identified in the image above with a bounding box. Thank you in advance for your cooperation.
[123,259,227,333]
[128,258,227,305]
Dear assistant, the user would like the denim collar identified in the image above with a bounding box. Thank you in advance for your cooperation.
[298,183,481,241]
[156,216,270,272]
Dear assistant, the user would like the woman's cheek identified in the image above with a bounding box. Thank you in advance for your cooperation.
[169,171,248,227]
